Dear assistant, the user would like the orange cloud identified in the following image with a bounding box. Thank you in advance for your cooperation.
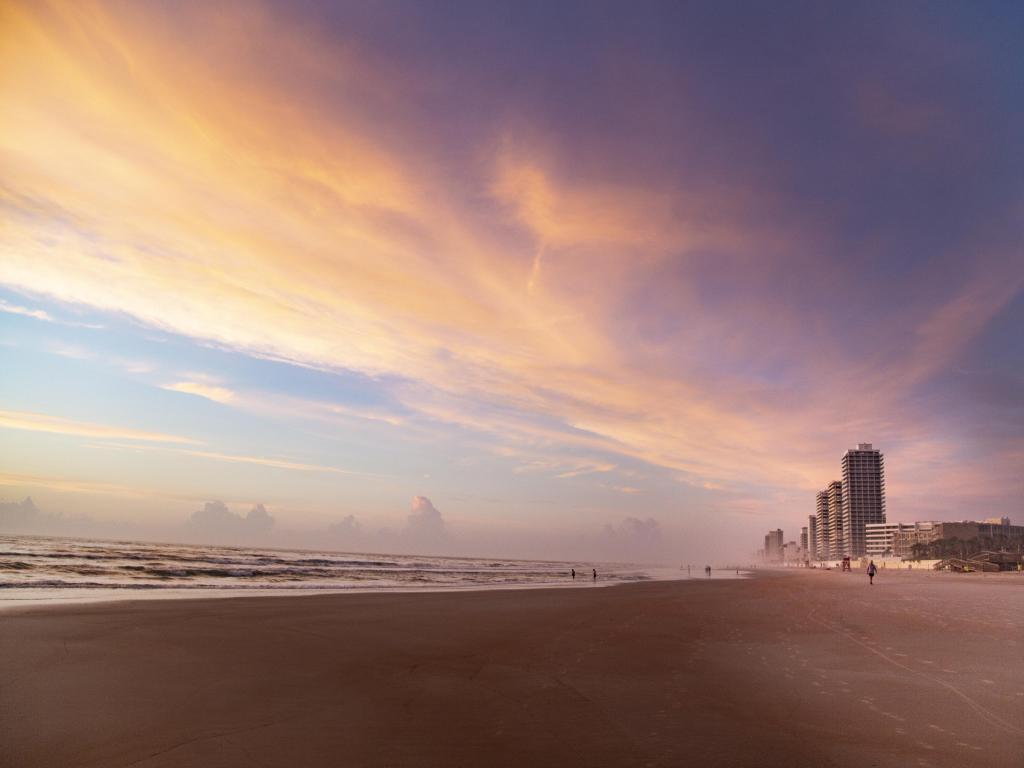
[0,470,178,501]
[162,381,236,404]
[0,409,198,445]
[176,449,365,476]
[0,0,1017,517]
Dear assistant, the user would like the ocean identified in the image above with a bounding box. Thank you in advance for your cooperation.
[0,534,700,607]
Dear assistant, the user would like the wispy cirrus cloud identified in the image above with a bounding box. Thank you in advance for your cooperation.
[0,409,198,445]
[46,341,94,360]
[0,471,171,500]
[80,440,370,477]
[0,300,53,323]
[162,381,236,404]
[0,0,1020,534]
[0,298,103,329]
[176,449,367,476]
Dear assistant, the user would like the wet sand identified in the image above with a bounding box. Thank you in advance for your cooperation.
[1,570,1022,767]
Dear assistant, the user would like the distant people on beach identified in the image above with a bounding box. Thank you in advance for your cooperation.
[705,565,711,578]
[867,560,877,585]
[592,568,597,581]
[571,568,576,580]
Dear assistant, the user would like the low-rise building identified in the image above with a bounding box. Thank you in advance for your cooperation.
[893,519,1024,558]
[893,522,939,557]
[865,522,917,557]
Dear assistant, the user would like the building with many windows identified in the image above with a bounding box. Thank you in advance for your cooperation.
[893,519,1024,558]
[808,515,818,561]
[815,489,830,559]
[865,522,915,557]
[841,444,886,557]
[826,480,844,558]
[892,522,937,557]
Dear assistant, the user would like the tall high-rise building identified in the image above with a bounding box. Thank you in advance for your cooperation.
[826,480,844,558]
[808,515,818,561]
[764,529,783,562]
[841,443,886,557]
[815,489,830,559]
[800,526,808,554]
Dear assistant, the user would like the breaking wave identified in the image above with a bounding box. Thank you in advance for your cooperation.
[0,535,655,604]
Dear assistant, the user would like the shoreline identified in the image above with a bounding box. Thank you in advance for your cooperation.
[4,564,1021,614]
[3,533,723,612]
[0,573,679,613]
[0,569,754,614]
[2,570,1021,767]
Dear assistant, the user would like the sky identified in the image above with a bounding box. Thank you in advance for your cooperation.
[0,1,1022,562]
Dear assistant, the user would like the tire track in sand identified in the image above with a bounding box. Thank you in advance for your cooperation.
[806,606,1023,737]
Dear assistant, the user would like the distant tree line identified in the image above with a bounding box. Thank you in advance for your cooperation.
[909,535,1024,560]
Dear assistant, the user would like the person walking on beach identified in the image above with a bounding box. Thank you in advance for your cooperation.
[592,568,597,581]
[571,568,575,580]
[705,565,711,578]
[867,560,877,585]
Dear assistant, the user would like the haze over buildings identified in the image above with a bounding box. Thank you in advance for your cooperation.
[802,445,886,559]
[765,441,1022,567]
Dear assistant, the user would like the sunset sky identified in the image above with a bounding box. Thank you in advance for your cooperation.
[1,1,1021,560]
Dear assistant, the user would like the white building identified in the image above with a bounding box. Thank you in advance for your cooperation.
[865,522,915,557]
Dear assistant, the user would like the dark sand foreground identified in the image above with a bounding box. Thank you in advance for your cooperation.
[2,571,1022,767]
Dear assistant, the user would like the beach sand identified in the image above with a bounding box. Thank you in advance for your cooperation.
[1,570,1022,767]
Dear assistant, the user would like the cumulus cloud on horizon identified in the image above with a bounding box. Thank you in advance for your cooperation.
[597,516,666,563]
[405,496,448,544]
[322,496,450,555]
[0,496,43,531]
[185,501,275,544]
[0,495,679,564]
[316,501,673,563]
[0,496,94,537]
[326,514,362,538]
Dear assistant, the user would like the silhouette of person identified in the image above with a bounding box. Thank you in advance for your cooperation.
[571,568,575,580]
[867,560,877,585]
[592,568,597,581]
[705,565,711,577]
